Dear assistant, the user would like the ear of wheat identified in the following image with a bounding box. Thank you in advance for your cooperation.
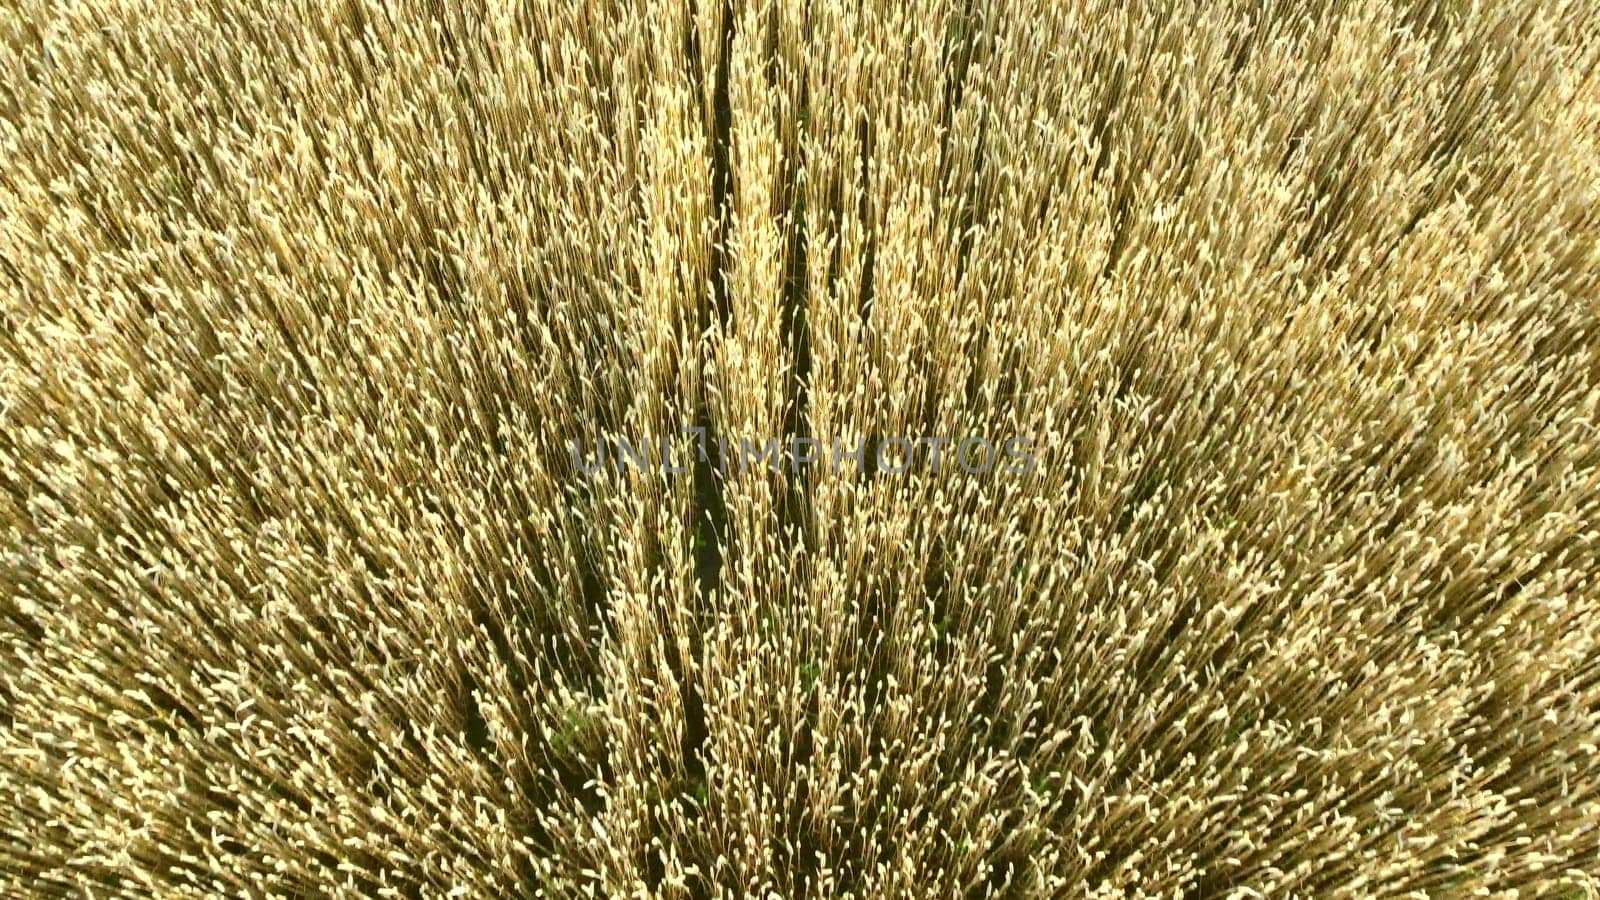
[3,0,1599,896]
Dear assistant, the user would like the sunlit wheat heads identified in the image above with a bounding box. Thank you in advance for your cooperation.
[3,0,1600,896]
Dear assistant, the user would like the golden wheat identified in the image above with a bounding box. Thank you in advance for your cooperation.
[3,0,1600,895]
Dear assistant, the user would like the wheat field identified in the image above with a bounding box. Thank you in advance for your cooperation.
[3,0,1600,896]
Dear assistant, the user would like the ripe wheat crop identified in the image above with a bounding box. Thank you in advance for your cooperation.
[3,0,1599,896]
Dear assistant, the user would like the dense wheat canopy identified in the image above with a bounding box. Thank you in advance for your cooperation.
[4,0,1600,895]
